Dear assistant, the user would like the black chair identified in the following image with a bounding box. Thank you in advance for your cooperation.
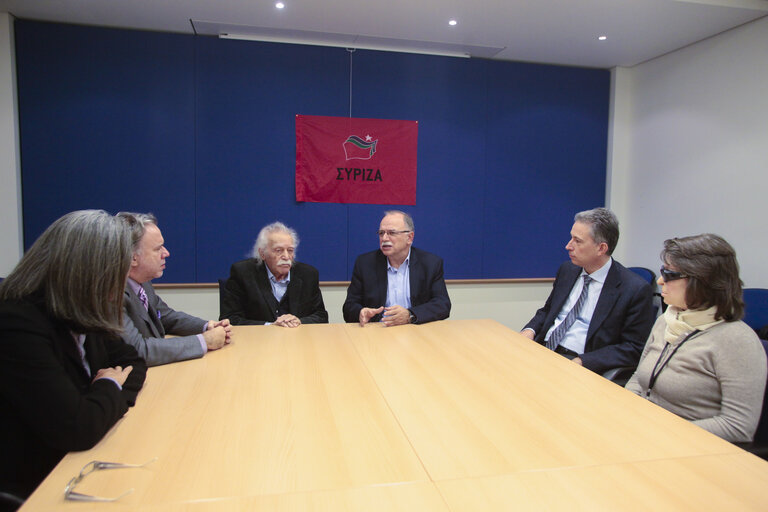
[0,491,24,512]
[735,339,768,460]
[217,278,228,320]
[628,266,665,316]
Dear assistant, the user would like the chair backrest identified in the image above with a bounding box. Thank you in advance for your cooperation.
[628,266,656,285]
[753,339,768,443]
[743,288,768,332]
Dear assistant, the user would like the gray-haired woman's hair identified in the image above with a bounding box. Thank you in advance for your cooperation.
[0,210,133,334]
[574,207,619,255]
[252,222,299,263]
[116,211,158,253]
[384,210,415,232]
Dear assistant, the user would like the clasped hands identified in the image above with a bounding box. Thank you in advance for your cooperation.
[204,319,233,350]
[359,305,410,327]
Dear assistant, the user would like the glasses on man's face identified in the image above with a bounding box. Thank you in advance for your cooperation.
[659,267,688,282]
[64,457,157,502]
[377,230,411,238]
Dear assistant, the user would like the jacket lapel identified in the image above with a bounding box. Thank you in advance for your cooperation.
[125,286,162,337]
[255,263,280,320]
[376,251,389,305]
[286,274,303,315]
[586,263,621,342]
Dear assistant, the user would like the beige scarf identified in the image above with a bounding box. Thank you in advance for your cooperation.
[663,305,724,344]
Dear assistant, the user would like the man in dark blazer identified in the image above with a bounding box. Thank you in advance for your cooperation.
[522,208,655,374]
[118,213,232,366]
[220,222,328,326]
[343,211,451,326]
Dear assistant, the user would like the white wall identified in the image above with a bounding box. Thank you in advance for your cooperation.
[610,16,768,287]
[158,281,554,331]
[0,12,23,276]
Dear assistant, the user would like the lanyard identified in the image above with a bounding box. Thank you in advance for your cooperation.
[646,329,700,398]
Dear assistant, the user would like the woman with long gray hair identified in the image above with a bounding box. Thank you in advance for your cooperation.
[0,210,147,505]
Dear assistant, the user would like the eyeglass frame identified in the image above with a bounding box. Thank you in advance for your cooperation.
[64,457,157,502]
[376,229,412,238]
[659,267,688,282]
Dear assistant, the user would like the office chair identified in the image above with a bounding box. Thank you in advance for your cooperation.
[735,338,768,461]
[601,267,660,386]
[742,288,768,334]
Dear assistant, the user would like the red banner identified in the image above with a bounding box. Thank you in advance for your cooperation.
[296,115,418,205]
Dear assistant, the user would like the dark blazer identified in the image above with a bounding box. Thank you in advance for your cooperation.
[343,247,451,324]
[524,260,655,374]
[0,297,146,500]
[220,259,328,325]
[122,282,208,366]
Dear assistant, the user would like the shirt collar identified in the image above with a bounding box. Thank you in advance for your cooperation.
[127,277,143,295]
[387,249,412,272]
[582,257,612,284]
[266,265,290,284]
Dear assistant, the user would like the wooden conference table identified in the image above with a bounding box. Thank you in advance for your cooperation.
[21,320,768,510]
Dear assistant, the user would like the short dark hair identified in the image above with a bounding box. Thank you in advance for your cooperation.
[574,207,619,255]
[0,210,132,334]
[661,233,744,321]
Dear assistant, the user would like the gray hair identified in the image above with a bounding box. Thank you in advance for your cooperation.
[383,210,415,232]
[116,211,158,254]
[574,207,619,255]
[252,222,300,263]
[0,210,133,334]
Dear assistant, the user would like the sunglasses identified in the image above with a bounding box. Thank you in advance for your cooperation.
[659,267,688,282]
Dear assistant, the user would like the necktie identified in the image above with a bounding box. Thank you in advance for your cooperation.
[546,275,592,351]
[137,286,149,311]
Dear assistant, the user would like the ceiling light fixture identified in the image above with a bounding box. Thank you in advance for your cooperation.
[276,2,285,9]
[448,19,458,26]
[598,35,607,41]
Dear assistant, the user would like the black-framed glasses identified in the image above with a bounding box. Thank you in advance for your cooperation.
[659,267,688,282]
[377,230,411,237]
[64,457,157,502]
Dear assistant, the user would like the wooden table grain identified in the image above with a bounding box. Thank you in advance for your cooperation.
[19,320,768,511]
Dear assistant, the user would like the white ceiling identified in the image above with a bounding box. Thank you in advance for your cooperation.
[1,0,766,68]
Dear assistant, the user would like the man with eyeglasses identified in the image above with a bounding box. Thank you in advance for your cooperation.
[220,221,328,327]
[520,207,656,374]
[343,210,451,326]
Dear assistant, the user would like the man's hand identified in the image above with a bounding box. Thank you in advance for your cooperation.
[93,365,133,387]
[274,314,301,328]
[203,326,227,350]
[572,357,583,366]
[208,319,233,343]
[382,305,410,327]
[520,329,535,340]
[359,306,384,326]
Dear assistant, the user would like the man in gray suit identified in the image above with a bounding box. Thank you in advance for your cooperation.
[117,212,232,366]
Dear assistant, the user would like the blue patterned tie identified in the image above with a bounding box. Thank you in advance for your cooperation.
[137,286,149,311]
[546,275,592,351]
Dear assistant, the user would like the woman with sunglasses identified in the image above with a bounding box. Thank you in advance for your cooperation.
[625,234,766,442]
[0,211,147,507]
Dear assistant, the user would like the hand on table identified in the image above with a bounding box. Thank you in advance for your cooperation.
[274,314,301,328]
[359,306,384,326]
[93,365,133,387]
[382,305,410,327]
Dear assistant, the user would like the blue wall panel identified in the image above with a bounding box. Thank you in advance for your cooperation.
[15,20,610,282]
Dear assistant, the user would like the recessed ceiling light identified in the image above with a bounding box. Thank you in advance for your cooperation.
[276,2,285,9]
[448,19,458,26]
[598,35,607,41]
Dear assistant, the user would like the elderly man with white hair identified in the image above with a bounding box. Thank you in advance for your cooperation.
[220,222,328,327]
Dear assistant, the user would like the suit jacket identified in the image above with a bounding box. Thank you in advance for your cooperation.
[122,281,208,366]
[343,247,451,324]
[220,259,328,325]
[524,260,655,374]
[0,297,146,500]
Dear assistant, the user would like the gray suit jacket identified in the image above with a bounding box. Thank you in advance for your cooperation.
[122,282,208,366]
